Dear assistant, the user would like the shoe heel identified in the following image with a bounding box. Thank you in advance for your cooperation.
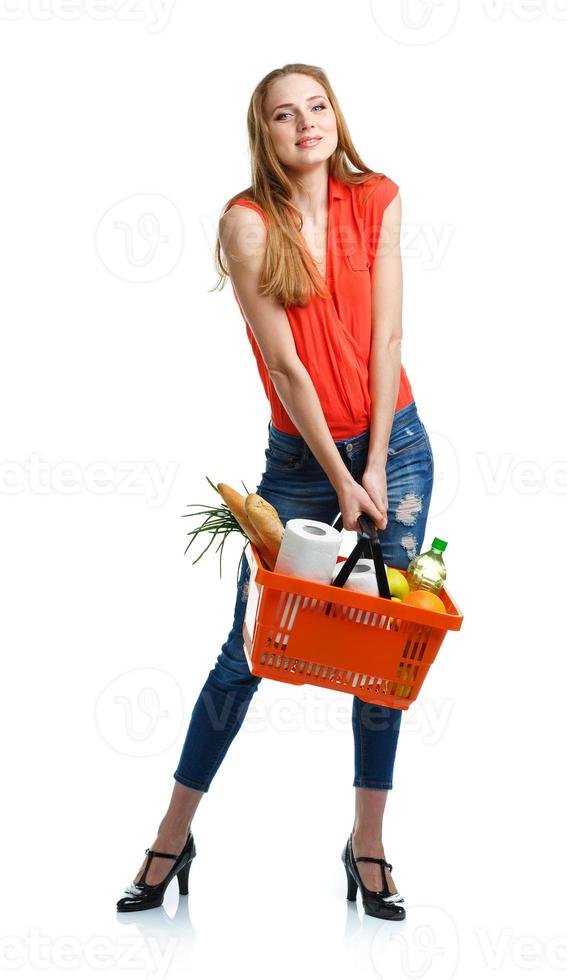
[345,863,358,901]
[177,860,191,896]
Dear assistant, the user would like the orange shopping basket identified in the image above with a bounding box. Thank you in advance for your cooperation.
[242,512,463,710]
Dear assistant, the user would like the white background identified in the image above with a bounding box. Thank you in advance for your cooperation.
[1,2,566,978]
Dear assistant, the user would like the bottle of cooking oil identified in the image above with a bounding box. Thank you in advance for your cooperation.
[406,538,447,594]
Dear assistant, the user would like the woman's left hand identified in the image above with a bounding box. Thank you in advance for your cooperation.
[361,463,389,530]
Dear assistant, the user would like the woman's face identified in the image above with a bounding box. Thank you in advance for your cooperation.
[264,73,338,174]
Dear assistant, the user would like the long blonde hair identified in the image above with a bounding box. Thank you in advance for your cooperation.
[212,62,386,309]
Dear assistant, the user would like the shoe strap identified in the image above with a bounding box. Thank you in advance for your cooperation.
[354,856,393,871]
[136,847,180,887]
[145,848,179,860]
[352,850,393,895]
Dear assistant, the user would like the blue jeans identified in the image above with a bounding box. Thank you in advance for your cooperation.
[173,400,434,792]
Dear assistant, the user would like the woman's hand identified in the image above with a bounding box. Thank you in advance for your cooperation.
[361,464,389,530]
[337,478,387,532]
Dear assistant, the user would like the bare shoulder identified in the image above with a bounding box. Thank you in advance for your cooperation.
[220,202,265,226]
[219,203,266,264]
[219,201,266,235]
[384,187,401,214]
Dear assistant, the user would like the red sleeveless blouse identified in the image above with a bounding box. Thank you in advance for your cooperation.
[224,172,414,440]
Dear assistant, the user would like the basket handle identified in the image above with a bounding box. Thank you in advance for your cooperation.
[330,511,391,600]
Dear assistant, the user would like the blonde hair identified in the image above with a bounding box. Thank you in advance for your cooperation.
[212,62,387,309]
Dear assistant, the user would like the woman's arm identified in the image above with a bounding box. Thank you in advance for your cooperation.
[366,190,403,468]
[219,205,384,530]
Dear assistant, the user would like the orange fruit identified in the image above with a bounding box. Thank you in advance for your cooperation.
[403,590,446,614]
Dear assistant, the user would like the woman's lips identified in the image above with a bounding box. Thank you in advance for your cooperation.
[296,137,322,148]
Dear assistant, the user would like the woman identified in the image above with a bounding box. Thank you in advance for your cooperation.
[116,63,434,920]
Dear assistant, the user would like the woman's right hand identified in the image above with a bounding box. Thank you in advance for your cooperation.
[337,479,387,533]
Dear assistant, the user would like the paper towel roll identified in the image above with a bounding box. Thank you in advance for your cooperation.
[274,518,342,584]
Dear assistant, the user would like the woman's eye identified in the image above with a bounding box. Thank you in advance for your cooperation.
[275,103,326,121]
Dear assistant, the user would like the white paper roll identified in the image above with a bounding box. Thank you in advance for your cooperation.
[332,558,382,627]
[332,559,379,596]
[274,518,342,584]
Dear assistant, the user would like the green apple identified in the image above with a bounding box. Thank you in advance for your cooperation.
[386,567,410,600]
[386,597,402,631]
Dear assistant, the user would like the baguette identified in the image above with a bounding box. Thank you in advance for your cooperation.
[217,483,263,546]
[244,493,285,569]
[217,483,275,570]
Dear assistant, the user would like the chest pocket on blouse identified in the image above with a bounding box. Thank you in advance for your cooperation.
[346,251,370,272]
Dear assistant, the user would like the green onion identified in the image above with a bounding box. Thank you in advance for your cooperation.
[182,476,252,587]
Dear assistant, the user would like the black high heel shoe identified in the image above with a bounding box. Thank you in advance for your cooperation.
[341,833,405,920]
[116,828,196,912]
